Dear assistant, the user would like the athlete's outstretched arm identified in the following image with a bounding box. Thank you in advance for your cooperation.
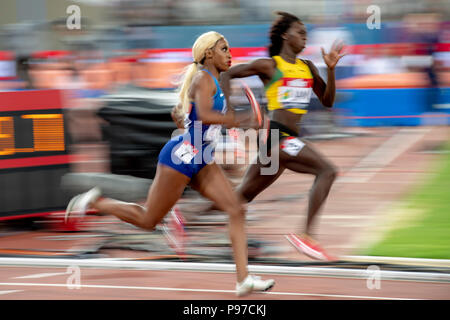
[309,41,346,108]
[306,61,334,108]
[220,58,274,110]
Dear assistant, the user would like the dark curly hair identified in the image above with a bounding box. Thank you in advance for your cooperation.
[268,12,301,57]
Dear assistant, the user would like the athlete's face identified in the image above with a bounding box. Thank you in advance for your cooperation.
[210,39,232,72]
[284,22,307,54]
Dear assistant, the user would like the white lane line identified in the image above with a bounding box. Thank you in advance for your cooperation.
[14,272,68,279]
[0,258,449,283]
[0,282,419,300]
[342,255,450,268]
[339,128,429,183]
[0,290,23,295]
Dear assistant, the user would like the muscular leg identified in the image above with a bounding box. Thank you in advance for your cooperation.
[280,140,338,235]
[207,156,285,211]
[190,162,248,283]
[91,164,190,231]
[237,161,285,202]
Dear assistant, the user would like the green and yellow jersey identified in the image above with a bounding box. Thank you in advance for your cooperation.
[265,56,314,115]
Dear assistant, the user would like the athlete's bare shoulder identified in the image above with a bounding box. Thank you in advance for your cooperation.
[300,59,319,74]
[189,69,216,98]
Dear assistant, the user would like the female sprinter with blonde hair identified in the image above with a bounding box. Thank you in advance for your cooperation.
[65,31,275,296]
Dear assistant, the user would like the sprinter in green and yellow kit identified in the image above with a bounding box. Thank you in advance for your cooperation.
[220,12,346,261]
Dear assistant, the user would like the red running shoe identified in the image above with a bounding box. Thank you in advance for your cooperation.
[285,233,336,261]
[162,206,187,256]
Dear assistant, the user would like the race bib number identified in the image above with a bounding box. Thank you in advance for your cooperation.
[278,78,313,108]
[278,86,312,105]
[174,141,199,164]
[204,124,222,142]
[280,137,305,156]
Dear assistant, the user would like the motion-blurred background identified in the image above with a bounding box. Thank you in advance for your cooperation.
[1,0,449,95]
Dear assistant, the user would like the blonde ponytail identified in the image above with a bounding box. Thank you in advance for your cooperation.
[175,31,226,118]
[175,62,199,118]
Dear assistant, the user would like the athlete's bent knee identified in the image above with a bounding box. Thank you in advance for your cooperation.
[227,203,246,220]
[323,165,338,182]
[141,219,157,231]
[239,190,255,203]
[140,210,158,231]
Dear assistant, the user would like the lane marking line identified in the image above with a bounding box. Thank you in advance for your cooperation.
[0,258,449,283]
[0,282,419,300]
[342,255,450,268]
[14,272,68,279]
[339,128,430,183]
[0,290,23,295]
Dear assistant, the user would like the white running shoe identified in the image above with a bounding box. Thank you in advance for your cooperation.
[65,187,102,223]
[236,275,275,297]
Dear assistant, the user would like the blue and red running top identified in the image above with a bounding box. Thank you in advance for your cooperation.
[184,68,227,145]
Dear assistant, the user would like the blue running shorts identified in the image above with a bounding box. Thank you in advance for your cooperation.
[158,135,215,178]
